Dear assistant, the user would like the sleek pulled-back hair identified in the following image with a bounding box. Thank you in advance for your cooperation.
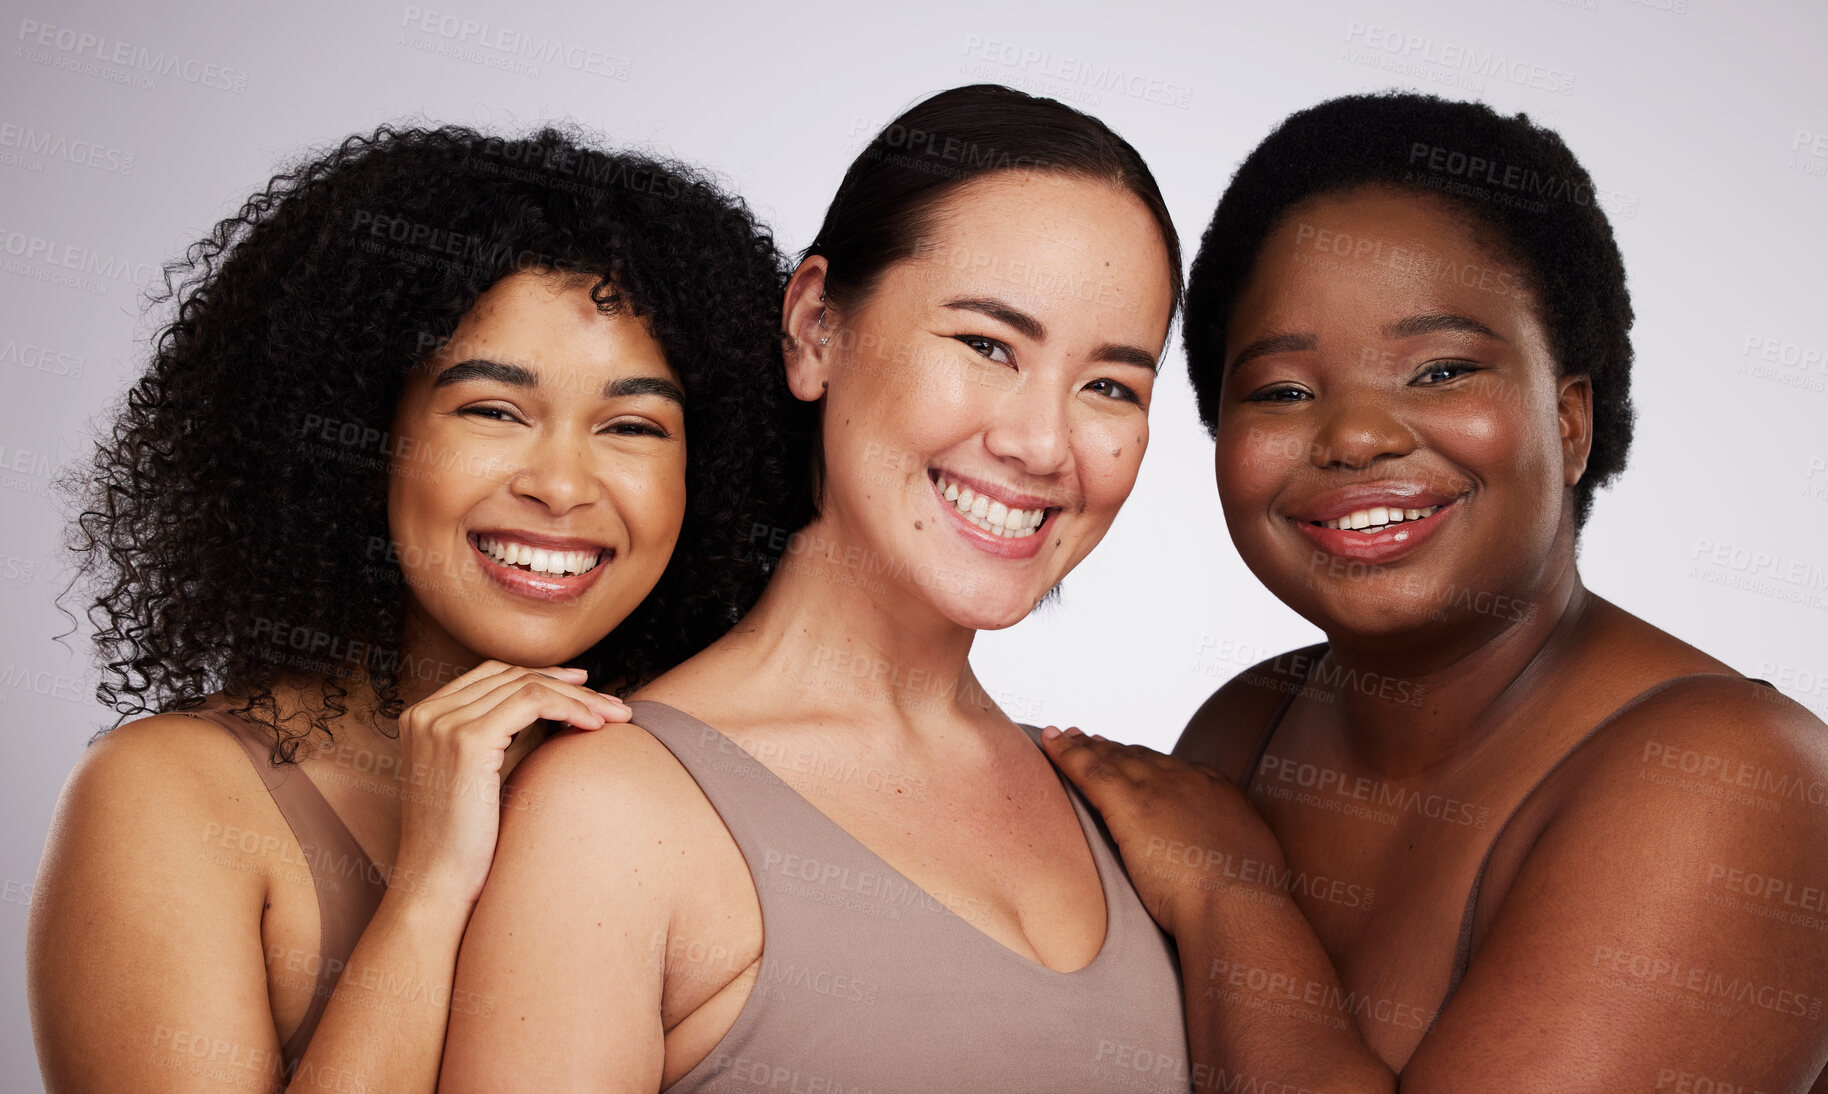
[68,123,811,759]
[806,83,1183,321]
[1184,91,1634,528]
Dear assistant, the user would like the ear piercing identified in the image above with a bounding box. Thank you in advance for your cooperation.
[817,291,831,346]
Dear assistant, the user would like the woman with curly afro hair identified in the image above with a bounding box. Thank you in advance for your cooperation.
[27,123,814,1093]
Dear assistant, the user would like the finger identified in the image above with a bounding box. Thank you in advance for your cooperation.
[431,668,625,729]
[406,660,535,725]
[1039,727,1122,784]
[468,679,613,739]
[594,697,634,725]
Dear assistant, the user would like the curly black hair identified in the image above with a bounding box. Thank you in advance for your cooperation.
[66,123,817,759]
[1184,91,1634,528]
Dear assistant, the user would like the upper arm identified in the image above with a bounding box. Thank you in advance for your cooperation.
[28,717,284,1093]
[1406,681,1828,1091]
[1174,646,1324,782]
[441,724,687,1093]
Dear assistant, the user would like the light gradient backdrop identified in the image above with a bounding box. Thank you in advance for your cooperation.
[3,0,1824,1084]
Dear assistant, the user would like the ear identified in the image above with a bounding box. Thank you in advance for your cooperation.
[782,258,833,404]
[1557,373,1593,486]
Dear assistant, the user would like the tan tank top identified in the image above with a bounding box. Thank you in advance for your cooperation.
[631,700,1192,1093]
[177,697,388,1074]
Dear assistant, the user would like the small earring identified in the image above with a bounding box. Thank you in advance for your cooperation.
[817,306,831,346]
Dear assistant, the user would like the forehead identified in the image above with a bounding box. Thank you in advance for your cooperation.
[431,271,675,379]
[1238,186,1539,333]
[891,171,1175,341]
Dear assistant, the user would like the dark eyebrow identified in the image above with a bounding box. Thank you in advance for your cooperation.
[1228,333,1317,374]
[1383,313,1505,342]
[946,297,1159,372]
[942,297,1045,342]
[606,375,686,406]
[432,359,683,406]
[432,358,535,388]
[1092,344,1163,373]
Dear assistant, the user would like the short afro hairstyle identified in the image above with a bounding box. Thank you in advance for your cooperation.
[1183,91,1634,528]
[68,123,816,759]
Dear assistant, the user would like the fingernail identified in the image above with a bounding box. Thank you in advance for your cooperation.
[1091,733,1107,742]
[1064,726,1085,737]
[1040,725,1062,740]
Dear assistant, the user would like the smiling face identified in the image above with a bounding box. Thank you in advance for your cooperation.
[386,271,688,671]
[788,171,1175,632]
[1214,186,1591,641]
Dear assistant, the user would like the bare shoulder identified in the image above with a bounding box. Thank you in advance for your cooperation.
[1175,643,1328,782]
[51,708,280,840]
[1555,673,1828,824]
[501,716,730,868]
[31,710,283,1090]
[1408,676,1828,1087]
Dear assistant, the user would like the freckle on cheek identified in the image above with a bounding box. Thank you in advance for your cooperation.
[914,521,923,531]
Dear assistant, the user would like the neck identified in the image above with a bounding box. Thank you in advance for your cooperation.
[713,514,990,735]
[1317,556,1591,779]
[283,601,480,765]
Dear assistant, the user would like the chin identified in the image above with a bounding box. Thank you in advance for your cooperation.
[462,627,603,671]
[941,592,1043,633]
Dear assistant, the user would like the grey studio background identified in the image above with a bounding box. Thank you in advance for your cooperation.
[2,0,1824,1084]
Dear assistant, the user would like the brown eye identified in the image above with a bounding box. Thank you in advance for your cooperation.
[955,335,1013,365]
[1085,378,1140,404]
[1414,361,1481,385]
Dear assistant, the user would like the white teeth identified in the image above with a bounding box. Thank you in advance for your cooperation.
[1318,505,1441,533]
[477,536,604,575]
[932,475,1046,539]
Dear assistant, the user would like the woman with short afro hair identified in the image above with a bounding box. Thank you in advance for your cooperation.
[1044,92,1828,1092]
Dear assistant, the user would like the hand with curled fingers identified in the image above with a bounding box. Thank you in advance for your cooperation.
[391,660,629,909]
[1039,725,1287,938]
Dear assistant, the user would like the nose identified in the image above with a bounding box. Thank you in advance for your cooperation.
[508,431,601,514]
[982,372,1071,478]
[1309,392,1415,471]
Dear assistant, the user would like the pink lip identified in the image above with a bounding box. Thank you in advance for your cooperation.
[1291,499,1459,565]
[470,528,611,552]
[467,533,614,603]
[929,466,1068,513]
[929,476,1052,560]
[1287,482,1463,524]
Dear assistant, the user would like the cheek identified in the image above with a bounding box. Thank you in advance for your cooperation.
[1214,424,1291,503]
[1425,394,1553,482]
[1067,412,1148,513]
[611,454,688,546]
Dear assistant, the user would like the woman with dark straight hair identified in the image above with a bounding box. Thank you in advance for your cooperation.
[443,85,1198,1091]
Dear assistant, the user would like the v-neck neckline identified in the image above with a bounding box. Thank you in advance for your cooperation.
[633,700,1118,978]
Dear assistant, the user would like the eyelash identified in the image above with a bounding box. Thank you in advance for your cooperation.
[1414,360,1482,385]
[457,406,670,438]
[954,335,1142,405]
[1242,359,1483,402]
[955,334,1012,365]
[1244,384,1311,404]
